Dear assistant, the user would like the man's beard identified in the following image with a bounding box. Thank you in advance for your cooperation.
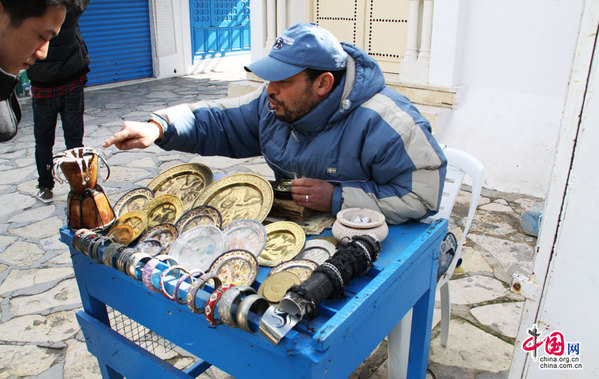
[269,87,319,123]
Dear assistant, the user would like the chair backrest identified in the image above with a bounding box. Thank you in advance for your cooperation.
[426,146,485,283]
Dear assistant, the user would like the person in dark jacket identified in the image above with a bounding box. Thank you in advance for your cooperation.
[104,24,447,224]
[28,0,89,203]
[0,0,81,142]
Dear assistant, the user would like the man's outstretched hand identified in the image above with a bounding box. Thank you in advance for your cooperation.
[291,177,334,212]
[103,120,162,150]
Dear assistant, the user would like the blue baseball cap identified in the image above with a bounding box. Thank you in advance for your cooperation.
[245,23,348,81]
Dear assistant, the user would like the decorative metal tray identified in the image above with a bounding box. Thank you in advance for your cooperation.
[222,219,267,257]
[147,163,213,211]
[143,194,183,228]
[175,205,222,233]
[269,259,318,282]
[112,187,154,217]
[192,173,273,227]
[109,210,148,243]
[168,225,225,272]
[208,249,259,287]
[138,223,179,254]
[257,221,305,267]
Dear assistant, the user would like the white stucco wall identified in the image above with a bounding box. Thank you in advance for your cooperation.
[430,0,585,197]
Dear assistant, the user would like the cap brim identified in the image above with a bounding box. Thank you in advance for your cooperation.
[245,56,305,81]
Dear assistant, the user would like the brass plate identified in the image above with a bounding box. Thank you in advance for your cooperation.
[138,223,179,253]
[258,271,301,303]
[208,249,259,286]
[107,223,135,245]
[175,205,222,233]
[147,163,213,211]
[112,187,154,217]
[269,259,318,282]
[192,173,274,226]
[222,219,267,257]
[143,194,183,228]
[257,221,306,267]
[110,211,147,242]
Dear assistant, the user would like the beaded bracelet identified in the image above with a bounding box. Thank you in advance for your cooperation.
[217,285,256,328]
[235,293,270,333]
[186,273,222,313]
[174,269,204,305]
[160,265,189,300]
[204,283,234,326]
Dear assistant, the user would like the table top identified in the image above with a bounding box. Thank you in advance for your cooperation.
[61,219,446,378]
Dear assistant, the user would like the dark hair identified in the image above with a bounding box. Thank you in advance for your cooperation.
[304,68,346,90]
[1,0,86,26]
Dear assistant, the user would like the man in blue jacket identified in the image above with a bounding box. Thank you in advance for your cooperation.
[104,23,447,224]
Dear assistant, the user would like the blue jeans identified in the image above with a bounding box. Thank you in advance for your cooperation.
[33,85,85,189]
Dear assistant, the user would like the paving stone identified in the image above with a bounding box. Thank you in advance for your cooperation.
[0,267,73,295]
[459,247,493,274]
[10,279,81,316]
[109,166,152,182]
[0,192,36,219]
[449,275,508,305]
[45,251,73,265]
[40,234,68,252]
[0,264,6,274]
[63,339,102,379]
[429,319,513,372]
[480,201,514,213]
[470,302,523,339]
[8,204,56,223]
[467,234,534,277]
[0,236,17,253]
[0,344,60,378]
[8,216,64,239]
[126,157,156,168]
[0,241,44,266]
[0,309,79,343]
[0,166,35,186]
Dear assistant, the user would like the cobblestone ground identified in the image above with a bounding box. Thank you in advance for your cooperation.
[0,73,542,378]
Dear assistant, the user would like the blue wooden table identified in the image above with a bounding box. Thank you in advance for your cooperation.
[61,219,446,379]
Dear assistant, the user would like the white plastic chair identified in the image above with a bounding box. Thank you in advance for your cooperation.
[387,146,484,378]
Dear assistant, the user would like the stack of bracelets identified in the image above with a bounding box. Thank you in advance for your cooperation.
[72,228,270,331]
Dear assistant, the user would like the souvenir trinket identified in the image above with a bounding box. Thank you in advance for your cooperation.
[147,163,213,211]
[257,221,305,267]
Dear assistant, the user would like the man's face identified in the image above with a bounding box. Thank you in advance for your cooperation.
[0,5,65,75]
[266,71,321,123]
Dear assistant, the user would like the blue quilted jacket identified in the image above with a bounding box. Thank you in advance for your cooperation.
[154,43,446,224]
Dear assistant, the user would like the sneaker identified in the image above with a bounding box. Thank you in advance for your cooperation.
[36,187,53,203]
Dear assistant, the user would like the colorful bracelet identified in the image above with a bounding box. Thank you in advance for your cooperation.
[217,285,256,328]
[236,293,270,333]
[174,269,204,305]
[79,232,99,257]
[141,255,178,293]
[160,265,189,300]
[204,283,234,326]
[72,228,92,253]
[125,252,152,280]
[186,273,221,313]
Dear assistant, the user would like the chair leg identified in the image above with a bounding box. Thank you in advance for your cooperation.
[387,309,412,379]
[440,282,451,347]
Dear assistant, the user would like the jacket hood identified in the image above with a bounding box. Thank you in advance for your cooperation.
[291,42,386,134]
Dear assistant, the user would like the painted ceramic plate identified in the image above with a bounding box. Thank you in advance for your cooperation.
[258,271,301,303]
[257,221,306,267]
[109,211,147,242]
[138,223,179,253]
[269,259,318,282]
[208,249,259,286]
[147,163,213,211]
[222,219,267,257]
[168,225,225,272]
[192,173,273,226]
[175,205,222,233]
[143,194,183,228]
[112,187,154,217]
[295,238,337,265]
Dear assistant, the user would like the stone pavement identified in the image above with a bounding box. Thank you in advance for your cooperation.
[0,72,541,378]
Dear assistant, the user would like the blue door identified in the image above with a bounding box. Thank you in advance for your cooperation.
[190,0,251,63]
[79,0,154,86]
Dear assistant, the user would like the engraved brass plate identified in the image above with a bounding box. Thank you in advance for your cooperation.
[147,163,213,211]
[258,271,301,303]
[175,205,222,233]
[107,223,135,245]
[138,223,179,253]
[143,194,183,228]
[192,173,274,226]
[112,187,154,217]
[257,221,305,267]
[109,210,147,242]
[208,249,259,286]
